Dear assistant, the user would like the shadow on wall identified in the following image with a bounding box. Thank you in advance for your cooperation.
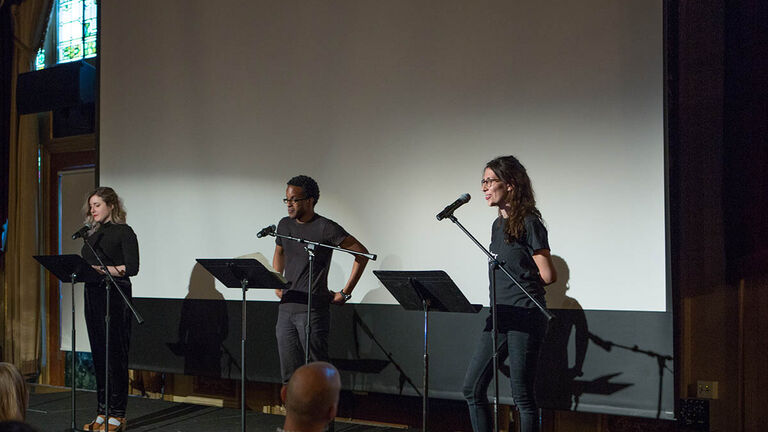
[167,263,233,377]
[329,255,422,395]
[536,255,589,410]
[359,254,400,304]
[327,253,400,305]
[538,256,671,417]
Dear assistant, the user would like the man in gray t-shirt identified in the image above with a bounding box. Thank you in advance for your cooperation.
[272,175,370,383]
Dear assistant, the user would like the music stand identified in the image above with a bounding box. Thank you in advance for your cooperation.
[373,270,480,432]
[196,258,286,432]
[35,254,102,432]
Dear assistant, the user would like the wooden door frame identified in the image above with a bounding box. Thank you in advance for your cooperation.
[41,112,96,386]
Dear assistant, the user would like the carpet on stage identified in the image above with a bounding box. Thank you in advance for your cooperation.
[26,386,417,432]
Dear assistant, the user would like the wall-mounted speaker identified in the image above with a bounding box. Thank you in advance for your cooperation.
[16,60,95,114]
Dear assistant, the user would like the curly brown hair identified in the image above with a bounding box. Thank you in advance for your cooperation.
[485,155,541,241]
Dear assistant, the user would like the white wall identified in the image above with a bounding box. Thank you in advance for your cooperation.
[100,0,665,311]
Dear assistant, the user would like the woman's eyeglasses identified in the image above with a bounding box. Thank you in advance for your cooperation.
[480,177,502,187]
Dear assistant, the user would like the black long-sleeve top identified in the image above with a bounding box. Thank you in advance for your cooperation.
[81,222,139,281]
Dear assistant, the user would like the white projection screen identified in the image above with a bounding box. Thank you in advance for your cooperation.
[100,0,665,312]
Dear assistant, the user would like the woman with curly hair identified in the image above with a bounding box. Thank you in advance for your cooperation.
[463,156,556,432]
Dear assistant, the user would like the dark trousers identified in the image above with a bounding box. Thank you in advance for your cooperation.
[84,280,132,418]
[275,305,330,383]
[462,310,546,432]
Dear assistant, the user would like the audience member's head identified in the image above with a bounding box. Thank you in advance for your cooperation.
[0,363,27,422]
[0,421,38,432]
[281,362,341,432]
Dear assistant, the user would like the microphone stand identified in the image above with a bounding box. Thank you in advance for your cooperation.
[80,233,144,425]
[265,230,377,364]
[266,231,376,432]
[445,214,553,432]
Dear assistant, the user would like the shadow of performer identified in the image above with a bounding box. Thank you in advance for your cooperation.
[536,255,588,410]
[174,263,229,377]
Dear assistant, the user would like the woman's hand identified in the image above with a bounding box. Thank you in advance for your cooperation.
[91,265,127,277]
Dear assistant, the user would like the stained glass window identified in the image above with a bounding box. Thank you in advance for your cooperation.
[57,0,97,63]
[35,48,46,70]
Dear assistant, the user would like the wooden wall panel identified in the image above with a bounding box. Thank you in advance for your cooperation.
[741,275,768,430]
[681,290,739,432]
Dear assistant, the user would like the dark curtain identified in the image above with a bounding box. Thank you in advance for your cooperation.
[722,0,768,279]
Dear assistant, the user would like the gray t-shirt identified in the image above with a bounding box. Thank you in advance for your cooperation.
[276,214,349,310]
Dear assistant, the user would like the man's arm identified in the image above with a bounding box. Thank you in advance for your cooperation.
[273,244,285,299]
[331,235,369,304]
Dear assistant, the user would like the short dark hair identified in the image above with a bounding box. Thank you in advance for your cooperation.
[287,175,320,204]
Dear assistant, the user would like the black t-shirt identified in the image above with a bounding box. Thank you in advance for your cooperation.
[80,222,140,283]
[275,214,349,309]
[489,214,549,308]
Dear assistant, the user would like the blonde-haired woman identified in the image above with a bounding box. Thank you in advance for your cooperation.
[0,362,28,422]
[80,187,139,431]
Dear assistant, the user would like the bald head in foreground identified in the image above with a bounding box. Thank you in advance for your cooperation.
[280,362,341,432]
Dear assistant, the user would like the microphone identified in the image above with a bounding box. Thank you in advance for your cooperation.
[71,225,91,240]
[256,224,276,238]
[436,193,471,221]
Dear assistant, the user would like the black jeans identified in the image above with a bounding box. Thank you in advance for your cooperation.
[275,305,330,383]
[84,280,133,418]
[462,309,546,432]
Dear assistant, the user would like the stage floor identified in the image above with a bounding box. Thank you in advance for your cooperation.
[26,386,417,432]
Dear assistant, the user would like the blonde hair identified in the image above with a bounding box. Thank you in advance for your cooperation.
[0,362,28,421]
[81,186,127,227]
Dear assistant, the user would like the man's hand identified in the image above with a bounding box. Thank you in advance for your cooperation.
[275,289,283,299]
[331,291,350,305]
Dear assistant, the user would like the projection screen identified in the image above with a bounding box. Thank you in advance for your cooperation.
[100,0,665,312]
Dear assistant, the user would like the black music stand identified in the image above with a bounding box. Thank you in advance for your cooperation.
[373,270,480,432]
[35,254,102,432]
[196,258,286,432]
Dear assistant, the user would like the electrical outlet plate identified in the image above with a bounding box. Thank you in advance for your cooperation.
[696,380,719,399]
